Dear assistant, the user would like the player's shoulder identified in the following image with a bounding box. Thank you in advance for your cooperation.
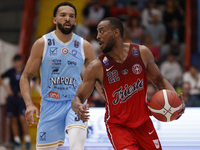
[88,58,102,69]
[85,58,102,75]
[34,36,45,47]
[82,39,95,59]
[84,57,103,80]
[139,44,153,56]
[139,45,149,52]
[138,44,154,67]
[83,39,93,49]
[30,37,45,56]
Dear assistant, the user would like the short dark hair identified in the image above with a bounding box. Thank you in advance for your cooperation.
[102,17,124,38]
[13,54,22,61]
[53,2,77,18]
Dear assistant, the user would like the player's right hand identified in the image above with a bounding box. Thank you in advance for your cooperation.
[77,104,90,122]
[25,104,40,126]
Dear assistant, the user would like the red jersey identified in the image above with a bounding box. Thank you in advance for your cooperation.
[98,43,150,128]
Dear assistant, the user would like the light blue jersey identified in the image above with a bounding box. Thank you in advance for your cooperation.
[41,31,85,101]
[37,31,87,148]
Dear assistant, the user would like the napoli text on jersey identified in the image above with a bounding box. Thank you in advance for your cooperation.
[40,31,85,101]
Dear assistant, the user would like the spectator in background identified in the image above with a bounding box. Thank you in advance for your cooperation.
[126,17,143,44]
[123,28,132,43]
[141,0,162,28]
[109,0,138,20]
[0,54,31,150]
[143,34,161,64]
[82,0,108,34]
[145,12,166,49]
[160,53,182,89]
[164,18,185,65]
[182,82,199,107]
[74,24,90,39]
[183,65,200,97]
[163,0,184,31]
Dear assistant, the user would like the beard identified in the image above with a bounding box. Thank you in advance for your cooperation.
[57,22,75,34]
[102,36,116,53]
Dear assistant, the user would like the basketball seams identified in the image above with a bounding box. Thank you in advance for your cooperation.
[148,89,182,122]
[152,95,167,121]
[163,90,172,121]
[152,96,164,109]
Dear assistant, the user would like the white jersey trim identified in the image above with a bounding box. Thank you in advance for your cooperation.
[80,38,85,61]
[42,35,47,62]
[52,30,74,46]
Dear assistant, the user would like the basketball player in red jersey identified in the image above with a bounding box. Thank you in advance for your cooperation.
[71,17,185,150]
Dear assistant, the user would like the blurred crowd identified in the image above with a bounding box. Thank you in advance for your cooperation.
[1,0,199,149]
[73,0,200,107]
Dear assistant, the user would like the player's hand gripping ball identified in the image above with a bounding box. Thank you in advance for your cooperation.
[148,89,182,122]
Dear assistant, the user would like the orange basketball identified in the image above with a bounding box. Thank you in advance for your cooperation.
[148,89,182,122]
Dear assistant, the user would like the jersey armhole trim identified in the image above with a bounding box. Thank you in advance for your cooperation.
[81,38,85,61]
[42,36,47,62]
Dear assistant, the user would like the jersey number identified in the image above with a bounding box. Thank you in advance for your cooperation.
[48,39,55,46]
[107,70,120,84]
[75,113,85,123]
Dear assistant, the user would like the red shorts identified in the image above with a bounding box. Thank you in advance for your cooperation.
[106,118,162,150]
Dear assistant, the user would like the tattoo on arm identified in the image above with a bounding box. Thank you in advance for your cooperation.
[25,72,35,79]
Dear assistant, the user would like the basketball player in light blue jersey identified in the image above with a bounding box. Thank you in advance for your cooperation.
[20,2,96,150]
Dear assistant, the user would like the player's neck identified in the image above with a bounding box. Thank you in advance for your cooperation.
[54,30,73,43]
[108,43,128,64]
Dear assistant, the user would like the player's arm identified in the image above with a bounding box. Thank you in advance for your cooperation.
[0,75,14,96]
[83,40,95,68]
[20,37,44,125]
[140,45,185,117]
[140,45,175,91]
[71,59,103,121]
[83,40,105,99]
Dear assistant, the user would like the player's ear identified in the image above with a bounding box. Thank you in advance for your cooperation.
[53,17,57,25]
[113,28,120,38]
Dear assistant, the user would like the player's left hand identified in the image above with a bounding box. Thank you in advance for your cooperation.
[77,104,90,122]
[176,93,186,120]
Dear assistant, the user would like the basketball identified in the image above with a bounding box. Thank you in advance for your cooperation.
[148,89,182,122]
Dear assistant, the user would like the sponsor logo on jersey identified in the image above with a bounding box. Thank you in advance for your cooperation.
[72,49,77,56]
[49,91,60,99]
[50,59,61,65]
[122,69,128,75]
[132,64,142,75]
[62,48,69,55]
[39,132,46,141]
[153,139,160,149]
[67,60,77,66]
[63,94,75,99]
[49,77,77,89]
[106,65,114,72]
[74,40,79,48]
[51,67,59,74]
[132,47,139,56]
[103,56,109,66]
[50,47,58,55]
[112,79,143,105]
